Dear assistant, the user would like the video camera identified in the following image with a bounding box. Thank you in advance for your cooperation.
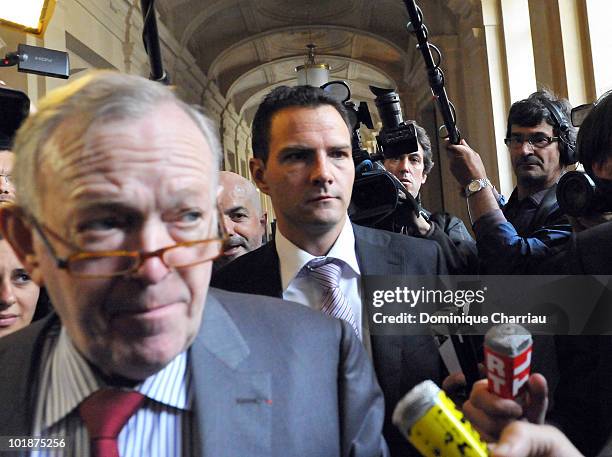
[341,84,424,231]
[0,86,30,150]
[370,86,418,158]
[556,101,612,217]
[557,171,612,217]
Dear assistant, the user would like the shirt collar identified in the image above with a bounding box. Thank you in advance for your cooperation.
[276,216,360,291]
[527,187,550,205]
[509,186,552,206]
[43,327,192,429]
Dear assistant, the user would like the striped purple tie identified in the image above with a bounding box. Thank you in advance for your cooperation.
[307,257,360,338]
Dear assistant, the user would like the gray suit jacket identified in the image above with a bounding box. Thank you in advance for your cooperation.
[0,288,387,457]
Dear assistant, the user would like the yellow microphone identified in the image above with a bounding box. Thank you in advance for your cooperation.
[393,380,489,457]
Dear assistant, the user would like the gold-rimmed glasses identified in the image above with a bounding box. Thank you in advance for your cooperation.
[26,208,227,279]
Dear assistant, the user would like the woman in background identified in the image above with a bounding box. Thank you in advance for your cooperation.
[0,236,42,337]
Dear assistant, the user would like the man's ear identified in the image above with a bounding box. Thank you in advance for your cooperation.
[0,206,44,286]
[421,173,428,185]
[250,158,270,195]
[259,211,268,231]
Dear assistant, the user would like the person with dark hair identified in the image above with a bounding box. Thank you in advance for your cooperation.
[213,84,448,457]
[450,91,612,457]
[0,85,30,203]
[0,235,40,337]
[250,84,353,163]
[534,89,612,274]
[445,89,573,274]
[0,86,50,328]
[383,121,478,274]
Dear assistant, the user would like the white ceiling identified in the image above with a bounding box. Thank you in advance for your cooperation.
[157,0,481,123]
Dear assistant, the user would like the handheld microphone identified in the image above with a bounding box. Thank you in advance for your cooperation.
[484,324,532,399]
[393,380,488,457]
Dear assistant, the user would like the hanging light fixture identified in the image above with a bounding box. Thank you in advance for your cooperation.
[295,44,330,87]
[0,0,57,35]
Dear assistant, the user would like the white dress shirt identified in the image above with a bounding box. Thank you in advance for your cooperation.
[31,323,194,456]
[276,216,364,340]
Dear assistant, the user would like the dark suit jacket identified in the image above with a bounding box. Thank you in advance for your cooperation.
[212,224,448,457]
[0,288,387,457]
[535,220,612,274]
[532,221,612,456]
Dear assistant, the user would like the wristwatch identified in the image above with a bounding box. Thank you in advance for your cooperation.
[464,178,491,198]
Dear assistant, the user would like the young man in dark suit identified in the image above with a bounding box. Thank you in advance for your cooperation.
[212,85,448,456]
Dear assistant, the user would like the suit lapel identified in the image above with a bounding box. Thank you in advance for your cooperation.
[353,224,401,276]
[352,224,443,395]
[0,314,57,436]
[252,243,283,298]
[191,291,271,457]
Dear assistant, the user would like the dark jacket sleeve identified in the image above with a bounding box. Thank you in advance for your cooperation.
[426,212,479,274]
[532,220,612,274]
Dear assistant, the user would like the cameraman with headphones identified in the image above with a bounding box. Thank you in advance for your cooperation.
[445,90,575,274]
[454,91,612,457]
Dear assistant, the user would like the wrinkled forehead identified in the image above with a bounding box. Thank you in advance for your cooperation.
[37,105,216,217]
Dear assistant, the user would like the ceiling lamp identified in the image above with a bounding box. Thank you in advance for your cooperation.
[0,0,56,35]
[295,44,330,87]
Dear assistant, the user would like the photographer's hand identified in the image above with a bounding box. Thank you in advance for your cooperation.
[405,210,431,236]
[446,139,500,224]
[445,139,487,187]
[462,374,548,442]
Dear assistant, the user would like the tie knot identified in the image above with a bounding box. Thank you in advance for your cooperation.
[306,257,342,289]
[79,389,145,439]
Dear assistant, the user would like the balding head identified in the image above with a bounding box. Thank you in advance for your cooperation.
[216,171,266,268]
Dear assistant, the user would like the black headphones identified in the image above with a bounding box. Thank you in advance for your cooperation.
[540,98,577,165]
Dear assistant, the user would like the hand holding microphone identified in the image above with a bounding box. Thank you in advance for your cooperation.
[463,324,548,441]
[491,422,583,457]
[462,375,548,442]
[393,380,489,457]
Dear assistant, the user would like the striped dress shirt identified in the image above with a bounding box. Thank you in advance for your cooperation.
[31,324,195,456]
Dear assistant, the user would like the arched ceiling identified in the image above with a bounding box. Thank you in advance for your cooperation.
[157,0,478,123]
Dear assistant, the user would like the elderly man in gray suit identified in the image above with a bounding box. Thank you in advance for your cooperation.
[0,72,387,457]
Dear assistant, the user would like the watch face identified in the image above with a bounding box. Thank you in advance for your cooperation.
[468,181,481,192]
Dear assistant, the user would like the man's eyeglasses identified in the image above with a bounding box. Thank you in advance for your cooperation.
[27,211,228,279]
[504,134,559,150]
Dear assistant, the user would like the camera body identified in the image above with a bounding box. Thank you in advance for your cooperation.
[557,171,612,217]
[0,86,30,150]
[348,86,423,231]
[371,86,418,159]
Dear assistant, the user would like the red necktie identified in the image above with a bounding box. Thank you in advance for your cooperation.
[79,389,146,457]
